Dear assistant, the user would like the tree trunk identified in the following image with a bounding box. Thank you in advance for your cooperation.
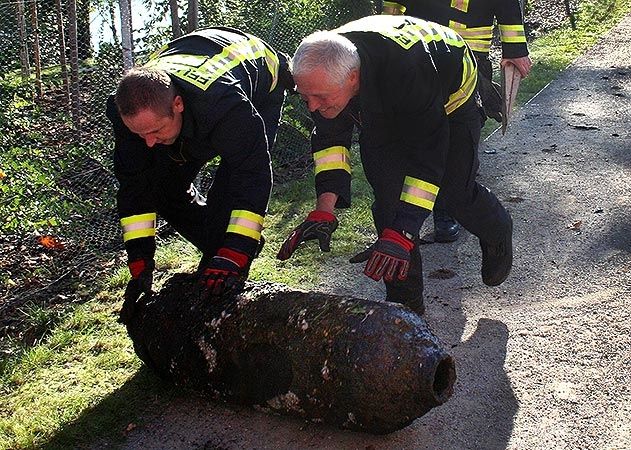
[56,0,70,107]
[109,0,119,43]
[67,0,82,137]
[169,0,181,38]
[187,0,198,33]
[30,1,43,99]
[16,0,30,80]
[119,0,134,70]
[77,0,92,60]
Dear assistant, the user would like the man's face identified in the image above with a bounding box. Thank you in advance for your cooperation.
[294,67,359,119]
[121,96,184,147]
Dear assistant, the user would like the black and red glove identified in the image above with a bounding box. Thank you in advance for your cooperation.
[199,247,249,298]
[362,229,415,282]
[277,210,338,261]
[120,258,154,324]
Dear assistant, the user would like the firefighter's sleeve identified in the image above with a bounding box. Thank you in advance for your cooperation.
[310,111,355,209]
[105,95,157,263]
[390,63,450,236]
[496,0,529,58]
[208,95,273,258]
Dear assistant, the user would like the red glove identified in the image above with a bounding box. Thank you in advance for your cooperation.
[363,229,415,282]
[277,210,338,261]
[199,248,249,297]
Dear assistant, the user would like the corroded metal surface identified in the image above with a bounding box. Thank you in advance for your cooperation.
[126,273,456,434]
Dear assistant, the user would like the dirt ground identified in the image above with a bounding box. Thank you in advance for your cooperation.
[108,14,631,450]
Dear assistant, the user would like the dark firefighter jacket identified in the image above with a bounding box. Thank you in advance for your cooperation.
[311,15,478,236]
[106,27,282,261]
[382,0,529,58]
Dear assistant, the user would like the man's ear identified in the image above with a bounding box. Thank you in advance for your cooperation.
[349,69,360,93]
[172,95,184,113]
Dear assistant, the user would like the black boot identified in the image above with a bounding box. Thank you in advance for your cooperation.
[434,208,460,243]
[480,217,513,286]
[385,241,425,315]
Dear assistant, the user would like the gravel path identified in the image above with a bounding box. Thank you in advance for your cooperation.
[109,12,631,450]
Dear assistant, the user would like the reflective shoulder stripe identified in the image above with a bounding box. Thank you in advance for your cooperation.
[499,24,527,44]
[120,213,157,242]
[336,16,466,51]
[400,176,439,211]
[313,146,351,175]
[445,45,477,115]
[145,36,279,92]
[382,1,406,14]
[226,210,264,241]
[450,0,470,13]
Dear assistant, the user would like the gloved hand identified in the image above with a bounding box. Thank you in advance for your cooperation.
[362,228,415,282]
[199,247,249,298]
[119,258,154,325]
[277,210,338,261]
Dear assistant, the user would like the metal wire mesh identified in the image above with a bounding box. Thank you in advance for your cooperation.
[0,0,377,327]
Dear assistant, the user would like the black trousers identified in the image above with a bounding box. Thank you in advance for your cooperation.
[365,100,512,298]
[147,88,285,258]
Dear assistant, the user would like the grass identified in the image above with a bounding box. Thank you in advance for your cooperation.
[2,1,631,447]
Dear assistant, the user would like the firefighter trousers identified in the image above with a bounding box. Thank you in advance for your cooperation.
[367,101,512,300]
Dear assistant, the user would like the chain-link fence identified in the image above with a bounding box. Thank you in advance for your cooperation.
[0,0,378,338]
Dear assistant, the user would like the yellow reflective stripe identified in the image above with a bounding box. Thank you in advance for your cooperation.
[120,213,157,242]
[336,16,466,50]
[452,25,493,39]
[146,37,279,92]
[499,24,527,43]
[400,176,439,210]
[313,146,351,175]
[382,1,406,14]
[445,48,477,115]
[465,40,491,53]
[226,210,264,240]
[451,0,469,12]
[264,47,280,91]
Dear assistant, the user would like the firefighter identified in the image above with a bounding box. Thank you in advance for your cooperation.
[381,0,532,243]
[276,16,513,315]
[106,27,292,323]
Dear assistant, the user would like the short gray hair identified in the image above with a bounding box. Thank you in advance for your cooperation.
[291,31,360,86]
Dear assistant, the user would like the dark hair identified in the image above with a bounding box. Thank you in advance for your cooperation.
[115,67,176,117]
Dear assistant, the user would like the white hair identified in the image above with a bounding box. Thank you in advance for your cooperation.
[291,30,361,86]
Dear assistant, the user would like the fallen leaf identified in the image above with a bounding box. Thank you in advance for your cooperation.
[428,268,456,279]
[567,220,582,231]
[38,235,65,250]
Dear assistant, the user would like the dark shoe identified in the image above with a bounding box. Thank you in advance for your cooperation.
[386,295,425,315]
[480,219,513,286]
[434,209,460,243]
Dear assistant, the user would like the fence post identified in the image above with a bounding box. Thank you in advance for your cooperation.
[67,0,82,138]
[56,0,70,106]
[30,1,43,99]
[16,0,31,80]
